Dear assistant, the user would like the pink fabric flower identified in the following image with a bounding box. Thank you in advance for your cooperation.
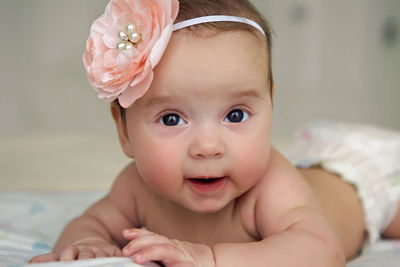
[83,0,179,108]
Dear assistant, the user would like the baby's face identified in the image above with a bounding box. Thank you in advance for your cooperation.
[122,30,272,213]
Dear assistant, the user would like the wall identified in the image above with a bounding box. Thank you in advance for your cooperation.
[0,0,110,135]
[258,0,400,139]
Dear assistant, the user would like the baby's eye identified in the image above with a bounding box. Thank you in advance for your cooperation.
[159,113,185,126]
[224,109,249,123]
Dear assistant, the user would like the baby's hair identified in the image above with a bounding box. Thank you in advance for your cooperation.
[114,0,274,119]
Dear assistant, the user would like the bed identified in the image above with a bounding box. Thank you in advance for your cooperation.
[1,134,400,266]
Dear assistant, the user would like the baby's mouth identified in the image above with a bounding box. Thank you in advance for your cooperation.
[186,176,227,193]
[188,177,224,184]
[186,176,228,192]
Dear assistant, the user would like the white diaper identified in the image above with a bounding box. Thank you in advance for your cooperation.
[286,121,400,245]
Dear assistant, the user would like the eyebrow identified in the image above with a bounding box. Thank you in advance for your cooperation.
[228,89,262,99]
[145,89,262,108]
[144,95,177,108]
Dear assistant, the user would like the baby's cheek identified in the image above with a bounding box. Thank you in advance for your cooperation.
[234,143,270,185]
[134,146,183,194]
[239,157,269,187]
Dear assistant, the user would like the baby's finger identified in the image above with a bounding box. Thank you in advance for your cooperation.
[98,245,122,257]
[123,228,152,239]
[133,243,183,266]
[113,247,123,257]
[94,250,110,258]
[29,252,59,263]
[122,233,170,256]
[76,246,95,260]
[59,245,79,261]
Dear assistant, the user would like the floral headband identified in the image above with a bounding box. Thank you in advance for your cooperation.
[83,0,266,108]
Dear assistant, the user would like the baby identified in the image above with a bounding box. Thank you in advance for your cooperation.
[30,0,400,266]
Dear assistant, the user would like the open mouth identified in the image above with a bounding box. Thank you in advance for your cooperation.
[188,177,223,184]
[186,177,227,193]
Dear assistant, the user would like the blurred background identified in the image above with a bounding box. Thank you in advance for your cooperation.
[0,0,399,190]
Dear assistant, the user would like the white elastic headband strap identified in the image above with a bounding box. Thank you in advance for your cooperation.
[173,15,266,37]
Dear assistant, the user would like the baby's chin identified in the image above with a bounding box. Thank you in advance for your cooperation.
[183,203,231,214]
[178,194,238,215]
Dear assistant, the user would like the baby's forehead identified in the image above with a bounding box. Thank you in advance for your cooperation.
[134,31,270,106]
[168,29,269,68]
[175,28,269,53]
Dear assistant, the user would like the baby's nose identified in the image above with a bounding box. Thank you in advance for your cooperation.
[188,129,226,159]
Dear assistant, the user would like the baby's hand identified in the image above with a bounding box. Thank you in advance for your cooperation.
[29,237,122,263]
[122,228,215,267]
[29,252,59,263]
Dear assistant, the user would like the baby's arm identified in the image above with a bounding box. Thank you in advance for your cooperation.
[30,163,141,262]
[213,149,345,266]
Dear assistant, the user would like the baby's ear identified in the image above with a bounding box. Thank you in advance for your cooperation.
[110,102,135,158]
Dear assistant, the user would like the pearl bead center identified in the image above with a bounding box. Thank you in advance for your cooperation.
[117,24,142,50]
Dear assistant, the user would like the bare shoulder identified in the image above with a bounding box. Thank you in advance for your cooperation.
[73,161,149,246]
[107,161,151,226]
[252,147,322,237]
[253,147,312,197]
[84,161,151,233]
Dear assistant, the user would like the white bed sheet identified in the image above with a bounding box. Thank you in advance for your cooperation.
[1,191,400,267]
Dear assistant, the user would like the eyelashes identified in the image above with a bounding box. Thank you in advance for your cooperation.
[224,109,249,123]
[158,108,250,127]
[159,113,185,126]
